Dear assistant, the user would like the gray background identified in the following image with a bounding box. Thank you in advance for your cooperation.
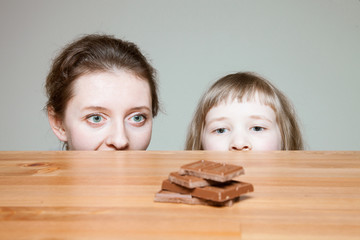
[0,0,359,151]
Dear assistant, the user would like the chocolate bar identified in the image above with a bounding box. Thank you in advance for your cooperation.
[161,179,254,202]
[154,190,238,207]
[162,179,192,194]
[178,160,244,182]
[191,181,253,202]
[155,160,253,207]
[168,172,214,188]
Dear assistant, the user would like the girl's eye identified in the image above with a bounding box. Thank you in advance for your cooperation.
[131,114,146,123]
[88,115,104,123]
[215,128,228,134]
[251,126,265,132]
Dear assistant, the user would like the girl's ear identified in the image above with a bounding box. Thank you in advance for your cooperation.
[47,107,68,142]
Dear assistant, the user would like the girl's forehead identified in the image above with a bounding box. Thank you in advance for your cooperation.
[205,98,278,122]
[209,91,277,115]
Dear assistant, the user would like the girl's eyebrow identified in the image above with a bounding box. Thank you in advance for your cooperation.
[206,117,228,125]
[249,115,273,123]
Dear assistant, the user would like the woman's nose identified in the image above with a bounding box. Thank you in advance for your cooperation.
[229,133,252,151]
[105,123,129,150]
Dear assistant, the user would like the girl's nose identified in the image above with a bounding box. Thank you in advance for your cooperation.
[229,133,252,151]
[105,123,129,150]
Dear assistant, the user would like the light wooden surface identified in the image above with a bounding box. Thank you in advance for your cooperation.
[0,151,359,240]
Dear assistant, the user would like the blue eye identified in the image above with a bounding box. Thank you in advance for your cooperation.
[251,126,264,132]
[88,115,103,123]
[215,128,228,134]
[132,114,145,123]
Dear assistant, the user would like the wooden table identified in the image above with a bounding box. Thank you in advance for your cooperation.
[0,151,359,239]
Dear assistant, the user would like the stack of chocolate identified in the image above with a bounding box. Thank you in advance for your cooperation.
[154,160,254,207]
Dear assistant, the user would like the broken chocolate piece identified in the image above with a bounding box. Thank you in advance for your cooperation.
[178,160,244,182]
[168,172,214,188]
[161,179,254,202]
[162,179,192,194]
[154,190,238,207]
[191,181,253,202]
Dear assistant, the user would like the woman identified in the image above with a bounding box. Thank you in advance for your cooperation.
[45,34,159,150]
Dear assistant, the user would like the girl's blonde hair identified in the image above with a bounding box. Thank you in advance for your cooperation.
[185,72,303,150]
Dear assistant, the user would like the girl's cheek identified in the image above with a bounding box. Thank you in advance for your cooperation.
[202,135,225,150]
[263,139,282,151]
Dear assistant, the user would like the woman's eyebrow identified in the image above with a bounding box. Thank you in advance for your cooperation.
[82,106,151,112]
[82,106,108,112]
[130,106,151,112]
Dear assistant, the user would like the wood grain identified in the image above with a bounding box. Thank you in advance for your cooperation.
[0,151,359,239]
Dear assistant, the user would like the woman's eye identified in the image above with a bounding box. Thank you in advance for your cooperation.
[215,128,228,134]
[251,126,264,132]
[87,115,104,123]
[131,114,146,123]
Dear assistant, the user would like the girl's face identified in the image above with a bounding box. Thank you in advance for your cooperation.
[201,97,282,151]
[50,69,153,150]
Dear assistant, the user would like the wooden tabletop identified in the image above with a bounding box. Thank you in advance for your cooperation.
[0,151,359,239]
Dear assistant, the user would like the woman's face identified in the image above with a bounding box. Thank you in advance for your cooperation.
[51,69,153,150]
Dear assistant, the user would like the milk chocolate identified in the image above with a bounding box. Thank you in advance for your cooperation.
[161,179,254,202]
[162,179,192,194]
[168,172,214,188]
[178,160,244,182]
[191,181,253,202]
[154,190,238,207]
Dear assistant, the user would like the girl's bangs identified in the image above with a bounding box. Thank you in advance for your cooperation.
[213,85,278,112]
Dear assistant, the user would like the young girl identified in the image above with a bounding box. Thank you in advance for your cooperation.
[45,34,159,150]
[185,72,303,151]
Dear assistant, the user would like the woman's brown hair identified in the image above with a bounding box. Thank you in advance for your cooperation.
[45,34,159,119]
